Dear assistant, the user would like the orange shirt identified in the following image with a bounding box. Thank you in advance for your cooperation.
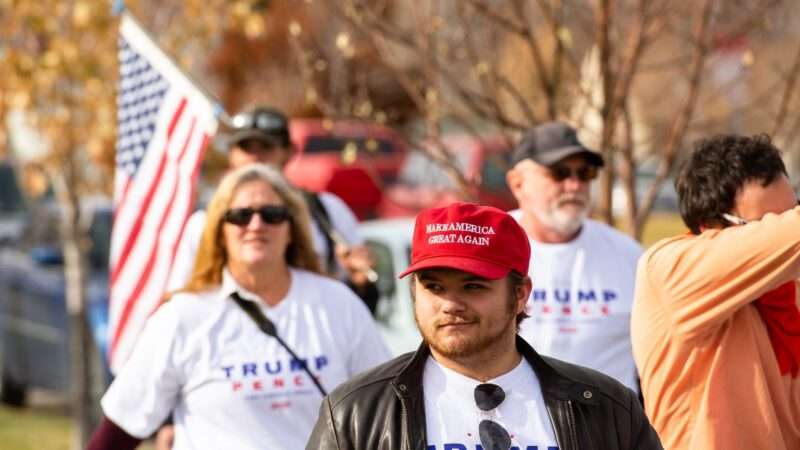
[632,208,800,450]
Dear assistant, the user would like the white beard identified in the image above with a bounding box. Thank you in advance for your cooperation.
[531,201,589,237]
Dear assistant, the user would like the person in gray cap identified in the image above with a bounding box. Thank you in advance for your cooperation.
[505,122,643,393]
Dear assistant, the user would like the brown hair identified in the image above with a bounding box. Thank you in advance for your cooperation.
[507,271,530,328]
[676,134,787,234]
[180,164,321,294]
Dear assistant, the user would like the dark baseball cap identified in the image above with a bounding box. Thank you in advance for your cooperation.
[511,122,604,167]
[228,107,291,149]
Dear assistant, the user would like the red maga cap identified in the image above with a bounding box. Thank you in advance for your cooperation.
[399,202,531,280]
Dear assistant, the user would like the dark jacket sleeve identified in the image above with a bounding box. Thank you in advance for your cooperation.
[306,397,341,450]
[628,391,663,450]
[86,416,142,450]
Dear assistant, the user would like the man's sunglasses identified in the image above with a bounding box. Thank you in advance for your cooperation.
[223,205,291,226]
[231,109,290,147]
[723,199,800,226]
[475,383,511,450]
[548,164,598,182]
[231,110,286,133]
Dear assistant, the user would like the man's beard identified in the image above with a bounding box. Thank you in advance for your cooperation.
[533,194,589,236]
[416,309,517,359]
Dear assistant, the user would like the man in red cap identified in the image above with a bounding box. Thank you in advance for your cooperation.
[306,202,662,450]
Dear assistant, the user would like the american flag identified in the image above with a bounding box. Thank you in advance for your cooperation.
[108,13,217,372]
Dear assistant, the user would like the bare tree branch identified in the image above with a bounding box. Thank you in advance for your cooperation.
[464,0,528,35]
[772,41,800,137]
[495,76,540,127]
[594,0,617,225]
[620,104,639,237]
[511,0,559,118]
[456,2,516,132]
[302,0,793,238]
[637,0,717,225]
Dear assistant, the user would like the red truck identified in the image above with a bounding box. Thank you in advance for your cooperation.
[283,121,515,220]
[377,134,517,217]
[283,118,407,220]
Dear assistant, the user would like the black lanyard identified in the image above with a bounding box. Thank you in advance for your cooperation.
[229,292,328,397]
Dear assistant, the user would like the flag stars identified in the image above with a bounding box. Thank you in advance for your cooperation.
[116,35,171,177]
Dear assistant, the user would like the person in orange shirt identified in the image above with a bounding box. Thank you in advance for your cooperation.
[632,133,800,450]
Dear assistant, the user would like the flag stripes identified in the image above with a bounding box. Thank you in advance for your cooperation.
[109,13,217,373]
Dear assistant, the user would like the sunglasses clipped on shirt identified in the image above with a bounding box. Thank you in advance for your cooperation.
[474,383,512,450]
[223,205,291,226]
[548,164,598,183]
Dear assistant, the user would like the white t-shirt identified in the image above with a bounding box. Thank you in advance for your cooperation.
[423,356,558,450]
[102,268,391,450]
[511,211,642,391]
[166,191,362,292]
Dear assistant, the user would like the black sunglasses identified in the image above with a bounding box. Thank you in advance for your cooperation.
[475,383,511,450]
[232,110,287,132]
[724,199,800,227]
[548,164,598,182]
[223,205,291,226]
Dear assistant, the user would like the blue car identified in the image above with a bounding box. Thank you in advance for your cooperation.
[0,199,112,407]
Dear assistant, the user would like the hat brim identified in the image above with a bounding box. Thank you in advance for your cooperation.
[399,255,511,280]
[534,146,605,167]
[227,130,282,148]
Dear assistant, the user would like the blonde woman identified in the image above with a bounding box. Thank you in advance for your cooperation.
[88,164,391,450]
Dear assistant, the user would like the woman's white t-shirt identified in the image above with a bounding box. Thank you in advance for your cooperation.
[423,357,558,450]
[101,268,392,450]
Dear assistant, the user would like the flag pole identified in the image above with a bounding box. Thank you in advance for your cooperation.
[112,1,233,127]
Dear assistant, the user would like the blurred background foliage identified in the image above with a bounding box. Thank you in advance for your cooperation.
[3,0,800,237]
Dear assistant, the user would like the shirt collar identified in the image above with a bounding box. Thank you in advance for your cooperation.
[220,267,297,306]
[221,268,263,304]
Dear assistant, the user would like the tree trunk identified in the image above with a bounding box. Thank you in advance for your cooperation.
[594,0,617,226]
[54,173,94,450]
[65,216,93,449]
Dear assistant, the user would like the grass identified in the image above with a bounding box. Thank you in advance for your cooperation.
[0,404,71,450]
[0,404,154,450]
[639,211,687,248]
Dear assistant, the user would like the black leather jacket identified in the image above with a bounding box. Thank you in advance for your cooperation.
[306,336,662,450]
